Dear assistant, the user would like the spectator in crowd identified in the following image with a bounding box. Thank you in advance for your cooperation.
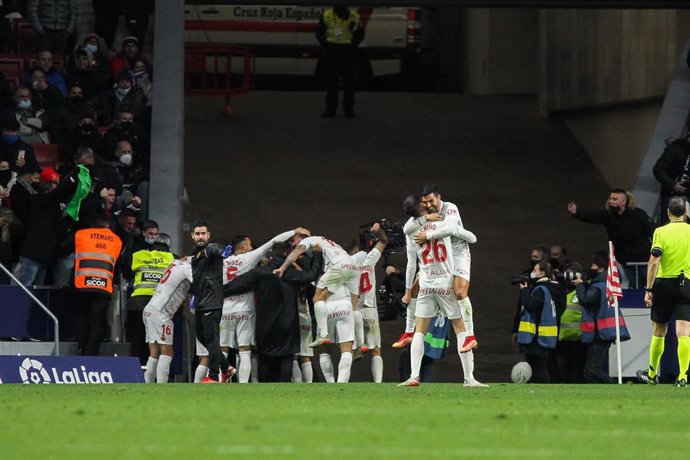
[652,133,690,224]
[1,117,40,175]
[567,189,655,285]
[108,69,147,124]
[27,0,79,55]
[11,85,51,144]
[515,261,563,383]
[65,47,112,123]
[111,36,152,78]
[132,60,152,106]
[57,84,89,139]
[22,49,68,96]
[127,225,173,365]
[8,166,39,257]
[93,1,154,50]
[27,68,66,142]
[223,241,324,382]
[14,167,77,287]
[1,73,14,112]
[101,110,148,162]
[61,110,102,164]
[111,207,137,277]
[0,2,13,53]
[96,140,146,192]
[74,214,122,356]
[72,32,111,69]
[123,0,154,47]
[0,160,17,283]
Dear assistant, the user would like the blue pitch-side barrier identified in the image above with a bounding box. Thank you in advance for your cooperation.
[0,285,183,376]
[0,355,144,384]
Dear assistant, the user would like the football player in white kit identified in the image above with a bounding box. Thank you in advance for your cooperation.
[292,291,315,383]
[142,252,194,383]
[400,186,486,387]
[220,228,307,383]
[349,223,388,383]
[317,286,356,383]
[274,231,359,348]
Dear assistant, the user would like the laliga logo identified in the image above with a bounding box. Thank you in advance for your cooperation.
[19,358,51,384]
[18,357,114,384]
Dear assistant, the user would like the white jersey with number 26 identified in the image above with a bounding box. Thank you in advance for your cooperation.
[146,259,193,316]
[414,222,454,289]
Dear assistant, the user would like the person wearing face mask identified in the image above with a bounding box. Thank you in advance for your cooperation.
[9,85,51,144]
[515,261,563,383]
[0,117,40,176]
[127,223,174,366]
[101,110,149,163]
[568,189,656,287]
[21,49,68,96]
[571,251,631,384]
[61,111,102,163]
[108,69,147,125]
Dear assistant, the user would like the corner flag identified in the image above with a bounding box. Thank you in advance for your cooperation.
[608,241,624,384]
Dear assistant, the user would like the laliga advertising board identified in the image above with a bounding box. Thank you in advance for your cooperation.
[0,356,144,384]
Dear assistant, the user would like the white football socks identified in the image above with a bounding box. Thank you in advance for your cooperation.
[157,355,172,383]
[456,331,474,381]
[292,359,302,383]
[301,361,313,383]
[144,357,158,383]
[314,300,328,338]
[319,353,335,383]
[371,355,383,383]
[337,351,353,383]
[409,332,425,381]
[194,364,209,383]
[458,297,474,336]
[238,351,252,383]
[405,299,417,333]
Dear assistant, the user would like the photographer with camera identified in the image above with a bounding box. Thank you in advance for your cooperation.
[516,261,563,383]
[555,262,588,383]
[571,252,617,383]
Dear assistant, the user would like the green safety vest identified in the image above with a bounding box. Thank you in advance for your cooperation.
[558,290,583,341]
[130,249,174,297]
[323,8,361,45]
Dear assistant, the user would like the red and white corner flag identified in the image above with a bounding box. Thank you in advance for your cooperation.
[606,242,624,306]
[608,241,624,384]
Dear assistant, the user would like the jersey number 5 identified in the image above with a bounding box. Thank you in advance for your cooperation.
[421,240,447,264]
[226,266,238,281]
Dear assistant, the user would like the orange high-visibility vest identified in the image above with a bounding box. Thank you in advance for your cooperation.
[74,228,122,294]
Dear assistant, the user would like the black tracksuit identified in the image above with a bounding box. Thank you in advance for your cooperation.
[191,243,229,380]
[223,251,323,382]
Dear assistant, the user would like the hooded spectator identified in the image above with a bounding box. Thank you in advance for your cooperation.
[111,36,152,78]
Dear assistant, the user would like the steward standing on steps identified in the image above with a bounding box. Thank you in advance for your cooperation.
[637,196,690,387]
[316,5,365,118]
[74,215,122,356]
[127,233,174,366]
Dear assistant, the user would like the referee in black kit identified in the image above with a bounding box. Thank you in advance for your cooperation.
[637,197,690,387]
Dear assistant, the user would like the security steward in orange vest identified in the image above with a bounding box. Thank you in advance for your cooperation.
[74,215,122,356]
[316,6,365,118]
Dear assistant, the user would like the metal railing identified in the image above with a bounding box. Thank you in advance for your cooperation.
[0,262,60,356]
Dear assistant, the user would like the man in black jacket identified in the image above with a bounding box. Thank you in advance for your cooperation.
[567,189,655,286]
[653,135,690,224]
[223,241,324,382]
[190,220,233,383]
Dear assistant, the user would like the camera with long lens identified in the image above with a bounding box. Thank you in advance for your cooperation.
[359,218,405,253]
[510,274,533,286]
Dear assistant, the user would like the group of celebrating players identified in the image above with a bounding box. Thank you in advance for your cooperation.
[138,183,488,386]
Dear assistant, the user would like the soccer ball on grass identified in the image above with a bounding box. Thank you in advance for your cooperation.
[511,361,532,384]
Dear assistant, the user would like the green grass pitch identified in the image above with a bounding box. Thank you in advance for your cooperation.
[2,383,690,459]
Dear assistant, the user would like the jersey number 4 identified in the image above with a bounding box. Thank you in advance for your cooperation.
[421,240,447,264]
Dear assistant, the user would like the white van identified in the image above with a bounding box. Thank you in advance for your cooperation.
[184,3,431,83]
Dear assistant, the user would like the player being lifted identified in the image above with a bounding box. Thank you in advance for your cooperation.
[274,231,360,348]
[398,187,485,387]
[221,227,309,383]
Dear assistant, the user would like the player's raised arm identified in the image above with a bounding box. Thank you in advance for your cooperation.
[274,244,307,277]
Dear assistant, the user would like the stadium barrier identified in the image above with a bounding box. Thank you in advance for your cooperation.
[0,355,144,384]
